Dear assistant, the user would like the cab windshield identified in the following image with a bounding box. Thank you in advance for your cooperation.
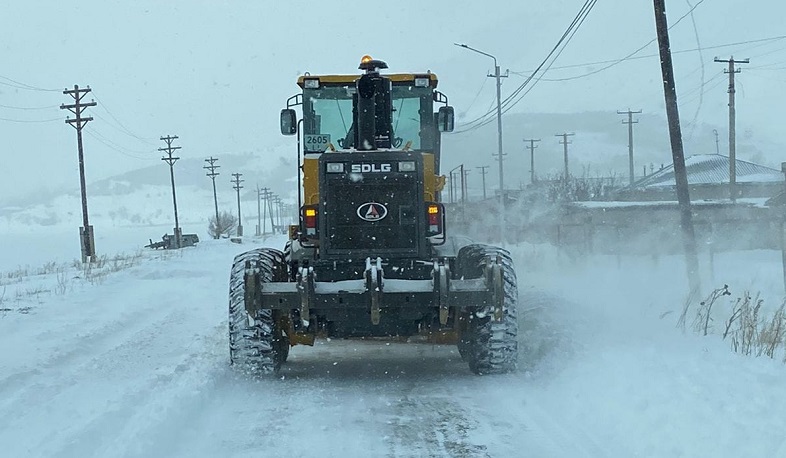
[303,84,434,151]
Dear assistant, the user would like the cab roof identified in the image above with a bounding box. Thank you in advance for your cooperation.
[297,73,438,88]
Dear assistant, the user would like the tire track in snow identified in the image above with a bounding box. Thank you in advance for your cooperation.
[0,304,172,421]
[0,308,204,457]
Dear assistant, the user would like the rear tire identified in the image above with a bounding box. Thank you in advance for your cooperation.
[228,248,289,374]
[457,244,519,375]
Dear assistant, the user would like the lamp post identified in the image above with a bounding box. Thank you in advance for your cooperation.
[455,43,506,245]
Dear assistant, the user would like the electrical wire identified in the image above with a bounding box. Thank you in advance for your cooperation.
[89,90,158,146]
[455,0,599,133]
[83,125,157,160]
[683,0,705,141]
[0,116,61,123]
[0,75,60,92]
[0,103,59,111]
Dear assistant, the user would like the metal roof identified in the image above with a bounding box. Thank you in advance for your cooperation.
[630,154,782,189]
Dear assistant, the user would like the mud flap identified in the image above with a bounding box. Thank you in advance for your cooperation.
[433,261,451,325]
[486,255,504,321]
[243,260,260,318]
[365,257,384,325]
[297,266,315,327]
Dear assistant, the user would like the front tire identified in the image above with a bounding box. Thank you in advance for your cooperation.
[457,244,519,375]
[228,248,289,374]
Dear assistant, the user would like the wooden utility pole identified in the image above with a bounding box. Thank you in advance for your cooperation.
[654,0,700,295]
[524,139,540,184]
[256,184,262,236]
[461,167,470,203]
[555,133,575,180]
[204,157,220,238]
[232,173,244,236]
[267,192,277,233]
[476,166,489,200]
[61,85,97,262]
[714,56,749,202]
[617,109,642,185]
[781,162,786,293]
[160,135,182,248]
[259,187,270,235]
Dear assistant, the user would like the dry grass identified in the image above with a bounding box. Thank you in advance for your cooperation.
[683,285,786,363]
[0,250,146,316]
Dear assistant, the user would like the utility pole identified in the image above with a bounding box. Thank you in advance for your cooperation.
[461,167,470,203]
[555,133,575,180]
[259,187,270,235]
[268,192,277,233]
[455,43,508,245]
[654,0,700,296]
[618,109,642,185]
[273,196,282,231]
[476,166,489,200]
[204,157,220,238]
[61,84,97,262]
[232,173,244,236]
[714,56,749,202]
[256,184,262,236]
[713,129,720,154]
[524,139,541,185]
[159,135,182,249]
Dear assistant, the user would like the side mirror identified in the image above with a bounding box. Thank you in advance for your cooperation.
[280,109,297,135]
[437,106,454,133]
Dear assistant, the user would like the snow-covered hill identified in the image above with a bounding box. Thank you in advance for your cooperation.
[0,151,300,234]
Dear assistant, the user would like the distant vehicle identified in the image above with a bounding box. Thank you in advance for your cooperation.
[145,233,199,250]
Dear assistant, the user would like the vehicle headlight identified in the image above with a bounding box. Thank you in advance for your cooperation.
[304,78,320,89]
[414,77,430,87]
[398,161,416,172]
[326,162,344,173]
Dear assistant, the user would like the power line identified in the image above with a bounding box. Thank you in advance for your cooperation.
[511,35,783,78]
[0,75,60,92]
[0,116,62,123]
[90,90,158,146]
[0,103,59,111]
[455,0,599,133]
[82,126,157,160]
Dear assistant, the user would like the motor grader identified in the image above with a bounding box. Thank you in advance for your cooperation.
[228,56,518,375]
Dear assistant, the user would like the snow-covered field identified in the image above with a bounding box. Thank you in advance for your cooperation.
[1,227,786,457]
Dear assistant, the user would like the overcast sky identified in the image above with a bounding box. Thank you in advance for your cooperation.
[2,0,785,203]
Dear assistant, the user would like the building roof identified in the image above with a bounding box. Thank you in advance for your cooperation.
[629,154,782,189]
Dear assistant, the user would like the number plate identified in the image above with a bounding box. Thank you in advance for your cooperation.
[304,134,331,152]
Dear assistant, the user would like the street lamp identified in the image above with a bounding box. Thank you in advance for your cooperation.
[455,43,506,244]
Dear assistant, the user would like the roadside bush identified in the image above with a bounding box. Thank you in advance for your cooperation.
[681,285,786,363]
[208,211,237,239]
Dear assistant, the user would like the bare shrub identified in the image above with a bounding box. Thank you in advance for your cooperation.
[691,285,731,336]
[208,211,237,239]
[55,272,69,295]
[682,285,786,363]
[757,302,786,358]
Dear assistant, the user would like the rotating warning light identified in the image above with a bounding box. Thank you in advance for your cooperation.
[360,55,373,64]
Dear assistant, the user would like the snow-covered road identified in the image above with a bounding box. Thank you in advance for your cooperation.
[2,235,786,457]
